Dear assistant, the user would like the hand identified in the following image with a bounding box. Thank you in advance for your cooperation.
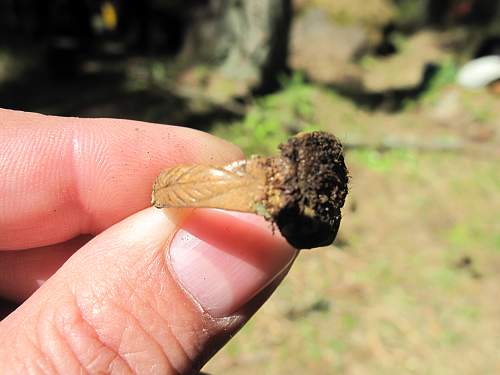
[0,109,297,374]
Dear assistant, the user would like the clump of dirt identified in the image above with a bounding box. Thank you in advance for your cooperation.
[266,132,349,249]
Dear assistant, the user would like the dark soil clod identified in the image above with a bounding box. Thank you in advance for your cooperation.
[267,132,349,248]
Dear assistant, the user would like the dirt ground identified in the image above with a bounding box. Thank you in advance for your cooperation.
[205,143,500,375]
[202,24,500,373]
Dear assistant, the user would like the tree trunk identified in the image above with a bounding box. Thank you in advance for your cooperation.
[182,0,291,91]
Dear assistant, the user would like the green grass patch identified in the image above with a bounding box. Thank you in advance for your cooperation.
[402,58,459,110]
[340,312,359,332]
[445,223,500,252]
[212,73,320,155]
[298,320,323,359]
[349,149,418,174]
[420,59,458,105]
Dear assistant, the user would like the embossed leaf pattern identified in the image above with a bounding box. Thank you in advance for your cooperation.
[152,161,266,213]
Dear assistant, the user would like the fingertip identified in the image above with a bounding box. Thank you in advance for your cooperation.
[168,209,297,317]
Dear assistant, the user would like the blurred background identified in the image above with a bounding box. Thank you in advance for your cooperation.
[1,0,500,373]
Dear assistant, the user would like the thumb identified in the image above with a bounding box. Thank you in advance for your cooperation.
[0,207,296,374]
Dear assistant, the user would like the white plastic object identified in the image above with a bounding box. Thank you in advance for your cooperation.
[457,55,500,88]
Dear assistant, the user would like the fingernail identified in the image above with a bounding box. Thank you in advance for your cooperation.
[168,210,296,318]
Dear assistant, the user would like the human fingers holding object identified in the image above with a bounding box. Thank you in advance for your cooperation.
[0,109,297,374]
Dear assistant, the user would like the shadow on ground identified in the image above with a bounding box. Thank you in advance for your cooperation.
[324,64,439,112]
[0,51,241,130]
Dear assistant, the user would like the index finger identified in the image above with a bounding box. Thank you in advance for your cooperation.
[0,109,243,250]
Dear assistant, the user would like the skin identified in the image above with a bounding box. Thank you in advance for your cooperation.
[0,109,297,374]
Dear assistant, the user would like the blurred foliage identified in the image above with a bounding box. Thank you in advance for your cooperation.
[350,149,419,174]
[394,0,429,28]
[213,73,319,155]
